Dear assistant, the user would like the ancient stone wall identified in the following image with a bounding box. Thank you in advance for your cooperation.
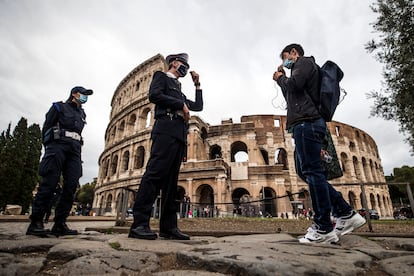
[93,55,393,219]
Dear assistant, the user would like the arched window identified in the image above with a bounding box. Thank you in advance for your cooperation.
[122,151,130,171]
[275,148,288,169]
[210,145,222,159]
[134,146,145,169]
[231,141,248,162]
[111,155,118,176]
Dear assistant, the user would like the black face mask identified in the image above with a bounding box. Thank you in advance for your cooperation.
[177,64,189,77]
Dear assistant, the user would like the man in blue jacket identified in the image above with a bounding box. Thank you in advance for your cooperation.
[129,53,203,240]
[273,44,365,244]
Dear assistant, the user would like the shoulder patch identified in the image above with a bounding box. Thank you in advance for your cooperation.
[52,102,63,113]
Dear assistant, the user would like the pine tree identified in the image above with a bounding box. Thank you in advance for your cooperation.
[0,119,42,213]
[18,124,42,213]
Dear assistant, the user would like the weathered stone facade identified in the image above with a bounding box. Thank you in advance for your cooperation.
[93,54,393,218]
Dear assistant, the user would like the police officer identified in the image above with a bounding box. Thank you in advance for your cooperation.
[26,86,93,237]
[129,53,203,240]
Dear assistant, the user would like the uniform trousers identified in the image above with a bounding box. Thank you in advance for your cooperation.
[30,142,82,224]
[132,133,185,231]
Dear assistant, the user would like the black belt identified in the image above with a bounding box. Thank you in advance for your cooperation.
[158,111,185,120]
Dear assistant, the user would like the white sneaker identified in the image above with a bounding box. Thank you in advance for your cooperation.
[334,211,366,236]
[299,225,339,244]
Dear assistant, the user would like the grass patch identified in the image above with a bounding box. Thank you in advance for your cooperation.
[109,242,121,250]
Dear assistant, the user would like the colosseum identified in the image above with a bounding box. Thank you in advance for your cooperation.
[93,54,393,219]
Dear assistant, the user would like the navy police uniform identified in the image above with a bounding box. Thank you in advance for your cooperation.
[130,53,203,240]
[27,86,92,237]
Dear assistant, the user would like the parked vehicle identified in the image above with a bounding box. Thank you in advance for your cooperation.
[394,207,413,220]
[357,208,380,220]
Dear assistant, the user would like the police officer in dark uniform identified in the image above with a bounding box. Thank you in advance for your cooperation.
[129,53,203,240]
[26,86,93,237]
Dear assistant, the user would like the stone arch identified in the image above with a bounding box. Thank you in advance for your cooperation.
[210,144,222,159]
[349,141,356,152]
[122,150,130,171]
[260,148,269,165]
[119,120,126,139]
[111,126,117,142]
[348,191,357,209]
[370,193,376,210]
[262,187,277,217]
[353,156,362,180]
[111,155,118,176]
[102,157,110,178]
[231,141,248,162]
[200,127,207,143]
[340,152,349,173]
[232,188,250,207]
[134,146,145,169]
[196,184,214,209]
[275,148,288,169]
[105,193,113,212]
[135,80,140,91]
[370,159,377,182]
[298,189,312,211]
[362,157,372,182]
[139,108,151,130]
[128,114,137,134]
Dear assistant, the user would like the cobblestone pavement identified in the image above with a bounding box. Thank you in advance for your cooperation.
[1,217,413,275]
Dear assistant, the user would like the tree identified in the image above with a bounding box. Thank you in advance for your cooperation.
[366,0,414,153]
[0,118,42,213]
[386,166,414,205]
[75,179,96,207]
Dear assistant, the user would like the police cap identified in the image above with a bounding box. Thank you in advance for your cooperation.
[165,53,189,67]
[71,86,93,95]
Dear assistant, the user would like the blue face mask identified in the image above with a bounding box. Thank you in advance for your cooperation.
[283,59,294,69]
[79,94,88,104]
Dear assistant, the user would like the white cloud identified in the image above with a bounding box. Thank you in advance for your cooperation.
[0,0,412,183]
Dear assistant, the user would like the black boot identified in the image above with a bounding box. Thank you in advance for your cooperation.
[51,222,78,237]
[159,228,190,240]
[129,226,158,240]
[26,220,50,237]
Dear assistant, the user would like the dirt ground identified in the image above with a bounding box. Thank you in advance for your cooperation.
[146,217,414,235]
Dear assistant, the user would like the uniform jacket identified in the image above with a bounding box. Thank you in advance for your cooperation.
[276,56,321,129]
[149,71,203,142]
[42,101,86,144]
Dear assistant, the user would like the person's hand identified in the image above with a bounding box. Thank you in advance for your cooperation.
[183,103,190,122]
[190,71,200,88]
[273,71,284,81]
[277,65,285,75]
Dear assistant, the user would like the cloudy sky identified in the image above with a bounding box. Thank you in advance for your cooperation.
[1,0,412,183]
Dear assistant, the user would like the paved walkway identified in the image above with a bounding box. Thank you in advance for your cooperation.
[0,217,413,275]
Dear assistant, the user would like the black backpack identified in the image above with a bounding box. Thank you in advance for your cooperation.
[317,60,344,122]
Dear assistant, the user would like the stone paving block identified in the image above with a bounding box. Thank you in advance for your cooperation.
[177,235,372,276]
[54,250,159,276]
[0,238,60,253]
[0,252,45,276]
[370,237,414,251]
[47,240,112,261]
[153,270,227,276]
[378,254,414,275]
[109,234,195,255]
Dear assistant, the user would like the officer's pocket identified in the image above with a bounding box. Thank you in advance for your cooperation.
[38,152,57,176]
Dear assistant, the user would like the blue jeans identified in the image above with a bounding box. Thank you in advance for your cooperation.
[293,118,351,231]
